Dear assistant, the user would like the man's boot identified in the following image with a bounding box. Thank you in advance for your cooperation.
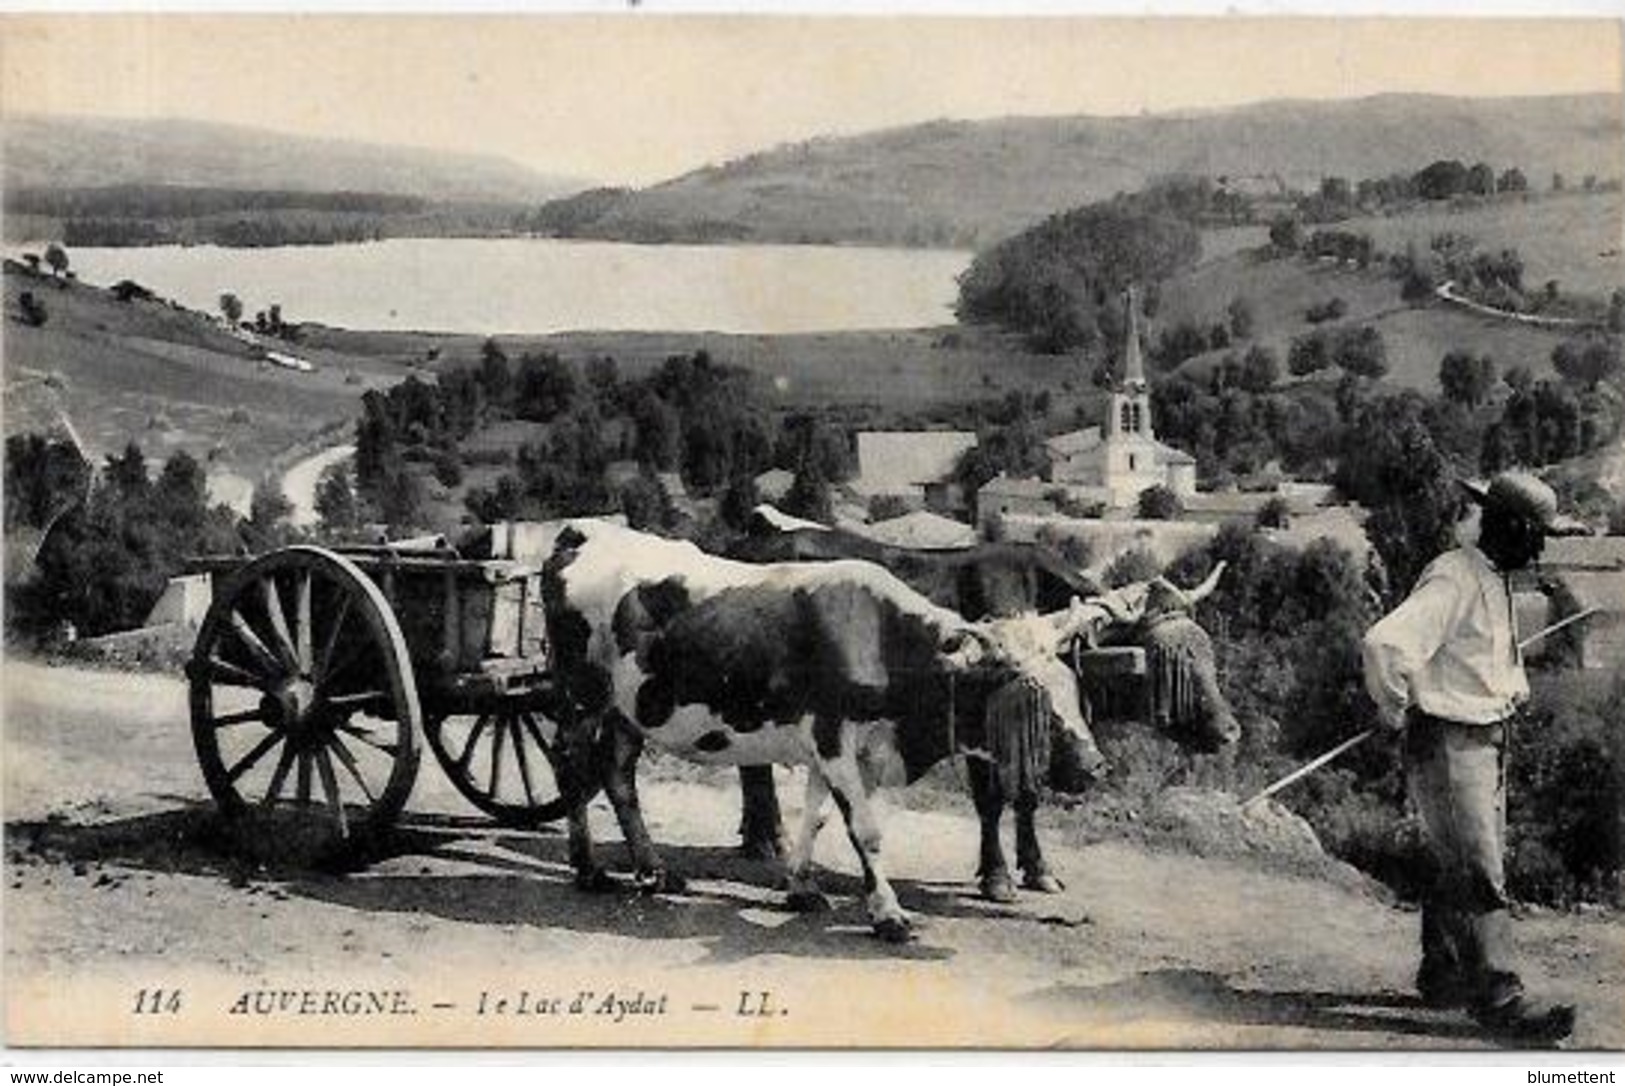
[1474,971,1575,1045]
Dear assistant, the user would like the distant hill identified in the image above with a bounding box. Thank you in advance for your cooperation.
[4,114,585,205]
[533,93,1622,248]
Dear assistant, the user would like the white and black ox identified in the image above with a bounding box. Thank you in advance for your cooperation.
[543,520,1130,942]
[730,525,1239,903]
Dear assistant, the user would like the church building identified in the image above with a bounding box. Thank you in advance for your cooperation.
[1045,289,1197,508]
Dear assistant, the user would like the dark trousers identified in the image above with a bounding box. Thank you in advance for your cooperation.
[1404,710,1522,1010]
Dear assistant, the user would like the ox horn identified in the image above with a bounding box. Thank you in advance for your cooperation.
[1184,560,1227,606]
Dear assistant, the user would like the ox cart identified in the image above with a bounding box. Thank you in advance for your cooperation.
[184,538,589,851]
[183,531,1155,854]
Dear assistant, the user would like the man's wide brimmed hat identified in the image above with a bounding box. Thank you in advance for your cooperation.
[1459,471,1592,537]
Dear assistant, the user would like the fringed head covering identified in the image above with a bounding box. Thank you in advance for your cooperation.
[1142,613,1215,735]
[983,675,1053,795]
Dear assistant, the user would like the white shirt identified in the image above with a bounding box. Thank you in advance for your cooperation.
[1362,546,1528,727]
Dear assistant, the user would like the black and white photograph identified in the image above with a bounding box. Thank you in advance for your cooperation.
[1,12,1621,1051]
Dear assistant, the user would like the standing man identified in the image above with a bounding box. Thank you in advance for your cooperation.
[1362,471,1587,1043]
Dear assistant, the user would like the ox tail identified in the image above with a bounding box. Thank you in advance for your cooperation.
[1143,614,1213,733]
[983,676,1052,796]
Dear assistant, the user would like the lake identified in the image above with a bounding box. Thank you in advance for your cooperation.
[59,238,974,336]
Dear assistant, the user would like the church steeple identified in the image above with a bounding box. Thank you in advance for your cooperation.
[1106,286,1153,443]
[1120,286,1147,391]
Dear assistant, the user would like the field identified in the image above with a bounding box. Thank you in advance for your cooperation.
[1338,191,1623,301]
[305,324,1089,415]
[1,264,416,487]
[1158,248,1578,393]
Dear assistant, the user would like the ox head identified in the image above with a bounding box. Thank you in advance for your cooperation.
[1070,563,1240,754]
[942,610,1105,796]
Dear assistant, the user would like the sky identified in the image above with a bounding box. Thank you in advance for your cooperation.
[2,14,1620,185]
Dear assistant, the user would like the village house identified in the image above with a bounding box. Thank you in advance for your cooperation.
[850,430,977,514]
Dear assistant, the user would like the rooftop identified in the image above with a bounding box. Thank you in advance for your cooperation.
[977,473,1055,499]
[1046,427,1103,457]
[853,431,977,496]
[848,510,977,551]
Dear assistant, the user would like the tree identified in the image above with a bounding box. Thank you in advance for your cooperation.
[1608,290,1625,334]
[43,243,68,280]
[1227,297,1256,341]
[1551,172,1566,193]
[718,473,761,532]
[618,471,675,532]
[1268,215,1302,253]
[1439,351,1498,408]
[1104,545,1161,587]
[1238,345,1279,393]
[1334,392,1459,600]
[313,462,361,536]
[1464,162,1496,196]
[1137,483,1182,520]
[1256,496,1292,530]
[17,291,47,327]
[1552,335,1623,391]
[514,352,578,422]
[1330,326,1387,379]
[1498,167,1529,194]
[246,481,295,550]
[954,204,1201,354]
[477,338,512,409]
[219,292,243,326]
[782,462,833,524]
[1288,332,1331,376]
[1414,160,1469,200]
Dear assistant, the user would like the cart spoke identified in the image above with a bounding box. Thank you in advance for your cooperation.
[328,735,378,804]
[212,707,266,729]
[315,592,354,683]
[520,712,557,753]
[296,751,313,806]
[203,656,267,690]
[321,639,371,690]
[456,715,491,775]
[227,730,284,783]
[295,571,314,673]
[510,716,537,806]
[315,748,349,839]
[260,577,300,674]
[325,689,388,708]
[229,609,284,680]
[263,744,298,806]
[488,716,508,796]
[336,721,399,756]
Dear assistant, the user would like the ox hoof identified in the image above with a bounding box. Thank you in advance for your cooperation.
[635,869,686,895]
[1022,871,1066,894]
[979,873,1018,904]
[575,868,617,893]
[871,917,915,945]
[785,889,833,914]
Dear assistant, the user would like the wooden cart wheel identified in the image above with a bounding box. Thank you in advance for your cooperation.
[425,704,589,827]
[188,546,421,851]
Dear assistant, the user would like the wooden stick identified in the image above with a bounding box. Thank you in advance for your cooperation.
[1241,607,1604,808]
[1243,729,1375,807]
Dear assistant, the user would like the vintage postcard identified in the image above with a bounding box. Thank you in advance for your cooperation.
[2,13,1622,1051]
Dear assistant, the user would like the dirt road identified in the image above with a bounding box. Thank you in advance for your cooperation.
[4,660,1621,1049]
